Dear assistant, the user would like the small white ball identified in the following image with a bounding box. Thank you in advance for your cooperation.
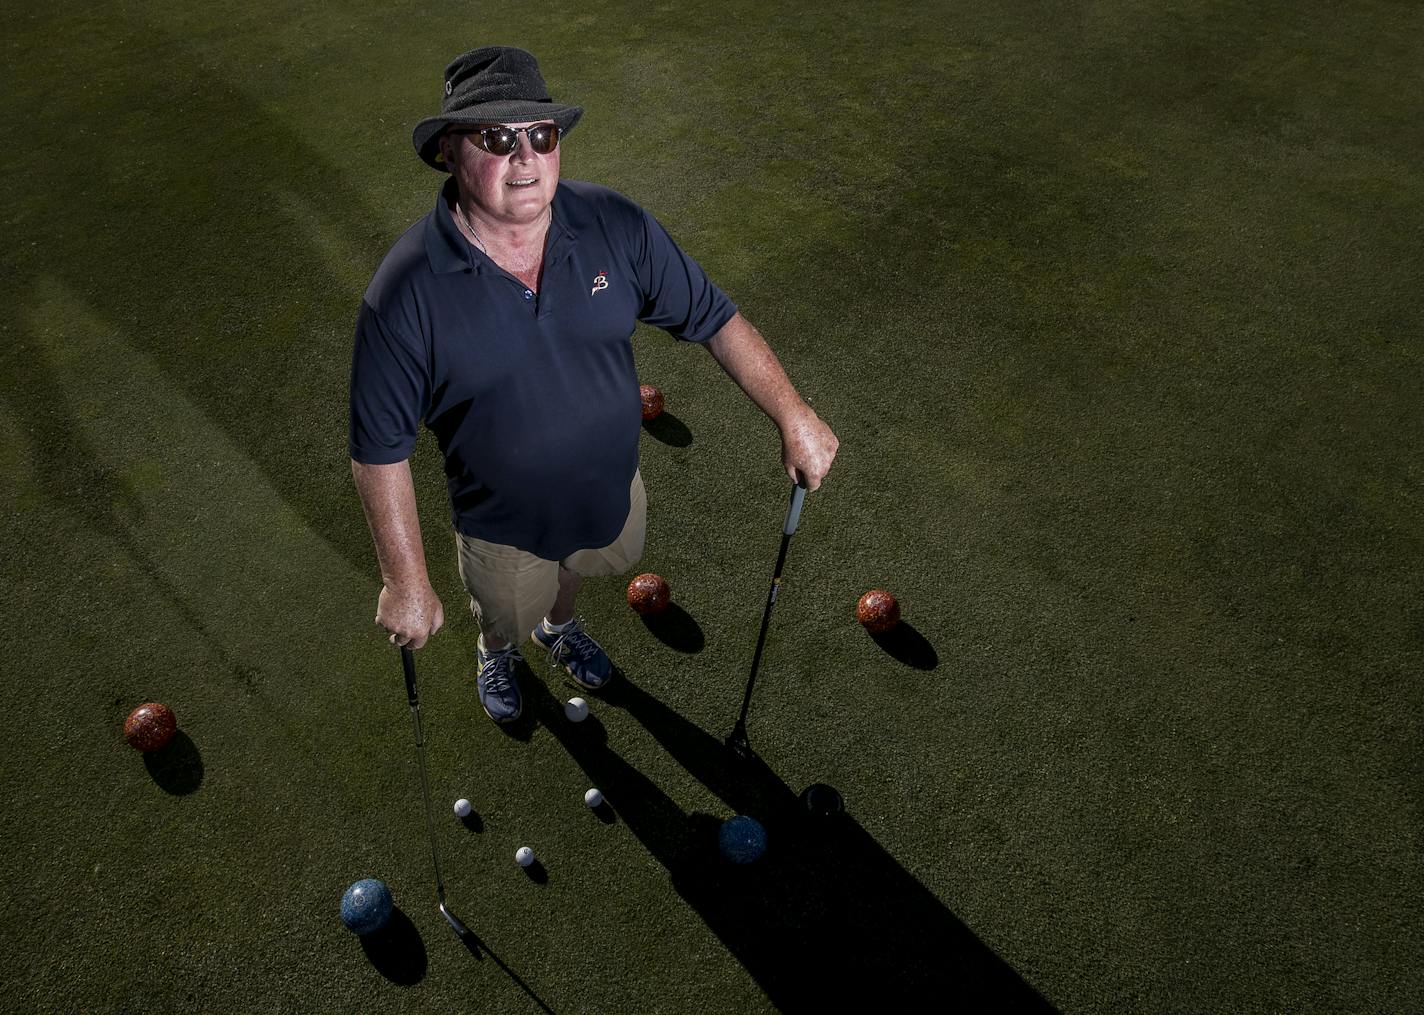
[453,798,472,818]
[565,697,589,722]
[584,787,604,809]
[515,846,535,868]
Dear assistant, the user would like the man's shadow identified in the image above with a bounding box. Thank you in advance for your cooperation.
[526,677,1056,1010]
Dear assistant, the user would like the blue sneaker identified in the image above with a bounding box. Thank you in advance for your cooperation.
[475,639,523,724]
[531,616,614,691]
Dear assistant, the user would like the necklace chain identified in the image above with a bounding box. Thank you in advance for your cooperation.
[456,201,487,252]
[455,200,552,257]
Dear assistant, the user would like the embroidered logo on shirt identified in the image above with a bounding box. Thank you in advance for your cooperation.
[591,270,609,296]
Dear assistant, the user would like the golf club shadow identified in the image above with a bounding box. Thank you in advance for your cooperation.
[641,411,692,447]
[870,621,939,670]
[528,677,1056,1010]
[358,906,427,986]
[640,603,705,653]
[144,731,204,795]
[459,931,559,1014]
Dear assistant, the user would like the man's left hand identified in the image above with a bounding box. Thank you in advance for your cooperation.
[780,405,839,491]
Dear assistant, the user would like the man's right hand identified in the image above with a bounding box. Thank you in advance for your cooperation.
[377,582,445,650]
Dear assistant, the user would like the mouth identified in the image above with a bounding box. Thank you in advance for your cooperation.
[506,178,538,188]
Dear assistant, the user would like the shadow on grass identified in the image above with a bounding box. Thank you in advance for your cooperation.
[144,731,204,794]
[641,412,693,447]
[359,907,557,1014]
[591,799,618,825]
[640,603,705,653]
[459,932,558,1014]
[3,12,404,719]
[486,659,553,743]
[358,907,426,985]
[870,621,939,670]
[528,677,1056,1010]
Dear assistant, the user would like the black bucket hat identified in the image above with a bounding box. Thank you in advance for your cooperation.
[412,46,584,171]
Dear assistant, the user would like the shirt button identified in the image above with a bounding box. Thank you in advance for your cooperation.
[524,290,534,300]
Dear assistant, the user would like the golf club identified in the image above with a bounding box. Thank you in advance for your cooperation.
[400,645,470,939]
[727,479,808,758]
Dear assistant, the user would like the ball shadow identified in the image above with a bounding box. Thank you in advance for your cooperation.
[143,731,204,794]
[358,906,428,986]
[642,412,692,447]
[591,800,618,825]
[640,603,705,653]
[870,621,939,670]
[560,710,609,744]
[522,859,549,884]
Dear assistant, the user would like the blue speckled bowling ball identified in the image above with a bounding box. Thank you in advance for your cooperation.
[340,879,393,935]
[718,815,768,864]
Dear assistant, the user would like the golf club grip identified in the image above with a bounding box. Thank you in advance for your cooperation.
[784,481,808,535]
[400,645,418,706]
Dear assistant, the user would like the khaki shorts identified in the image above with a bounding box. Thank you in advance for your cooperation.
[454,470,647,645]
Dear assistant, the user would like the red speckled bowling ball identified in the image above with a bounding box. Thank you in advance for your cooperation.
[639,385,664,421]
[124,702,177,752]
[856,590,901,633]
[627,573,671,615]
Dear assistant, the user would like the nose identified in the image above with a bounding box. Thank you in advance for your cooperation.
[511,131,537,162]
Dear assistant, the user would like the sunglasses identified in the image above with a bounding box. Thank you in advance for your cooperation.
[451,123,560,156]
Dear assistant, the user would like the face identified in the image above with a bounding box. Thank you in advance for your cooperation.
[439,120,560,227]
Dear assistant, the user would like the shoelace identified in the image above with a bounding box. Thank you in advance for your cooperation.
[479,649,517,693]
[548,622,597,662]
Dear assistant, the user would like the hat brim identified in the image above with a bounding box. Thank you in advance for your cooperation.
[413,103,583,171]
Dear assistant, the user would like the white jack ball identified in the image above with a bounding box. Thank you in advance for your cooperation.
[584,787,604,809]
[565,697,589,722]
[515,846,535,868]
[453,798,472,818]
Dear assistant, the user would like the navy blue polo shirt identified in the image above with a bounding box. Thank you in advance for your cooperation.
[349,176,737,559]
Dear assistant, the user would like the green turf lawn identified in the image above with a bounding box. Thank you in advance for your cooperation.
[3,0,1421,1011]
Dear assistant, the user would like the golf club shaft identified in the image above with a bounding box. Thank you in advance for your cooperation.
[732,482,808,737]
[734,533,792,732]
[401,646,449,902]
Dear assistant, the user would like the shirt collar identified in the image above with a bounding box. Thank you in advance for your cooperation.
[425,176,577,275]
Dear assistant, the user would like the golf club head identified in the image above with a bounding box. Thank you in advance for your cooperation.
[440,901,470,938]
[725,729,756,761]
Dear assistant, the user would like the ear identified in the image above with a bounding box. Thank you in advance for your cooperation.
[437,132,456,167]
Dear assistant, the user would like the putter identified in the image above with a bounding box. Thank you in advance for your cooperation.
[400,645,470,939]
[727,479,808,758]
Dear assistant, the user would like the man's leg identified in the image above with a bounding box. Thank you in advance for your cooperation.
[454,529,559,724]
[547,567,584,627]
[455,530,558,647]
[533,471,647,690]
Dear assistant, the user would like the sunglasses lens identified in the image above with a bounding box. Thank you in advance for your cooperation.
[483,128,517,155]
[530,125,559,153]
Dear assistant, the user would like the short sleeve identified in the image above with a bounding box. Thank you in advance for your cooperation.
[348,299,430,463]
[632,207,738,343]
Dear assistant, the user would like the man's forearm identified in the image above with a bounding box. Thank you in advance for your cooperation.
[350,459,431,589]
[704,312,808,428]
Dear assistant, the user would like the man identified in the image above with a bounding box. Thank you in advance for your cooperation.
[350,46,837,726]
